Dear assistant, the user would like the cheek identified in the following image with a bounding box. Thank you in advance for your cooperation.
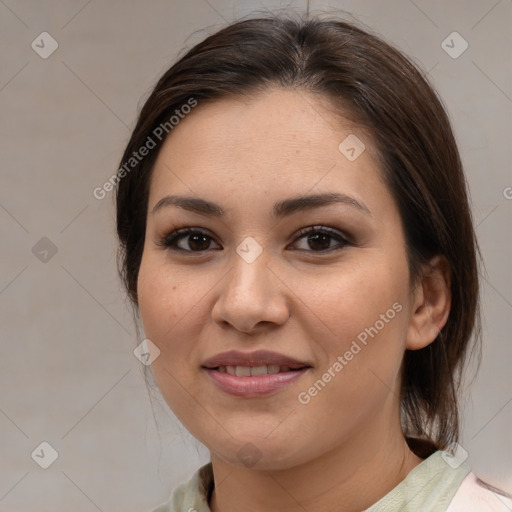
[137,252,205,340]
[136,254,196,384]
[292,255,408,340]
[136,252,220,391]
[293,257,409,404]
[136,256,196,413]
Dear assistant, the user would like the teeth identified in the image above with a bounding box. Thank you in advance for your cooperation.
[235,366,252,377]
[217,365,297,376]
[250,365,268,376]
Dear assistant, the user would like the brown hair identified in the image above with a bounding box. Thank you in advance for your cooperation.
[115,13,481,455]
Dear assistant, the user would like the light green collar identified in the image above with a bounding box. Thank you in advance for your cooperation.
[365,450,470,511]
[154,450,470,512]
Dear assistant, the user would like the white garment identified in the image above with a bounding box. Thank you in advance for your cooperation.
[447,472,512,512]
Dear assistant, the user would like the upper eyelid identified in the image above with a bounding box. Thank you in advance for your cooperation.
[294,225,349,239]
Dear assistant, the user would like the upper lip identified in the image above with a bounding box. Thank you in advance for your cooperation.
[202,350,311,369]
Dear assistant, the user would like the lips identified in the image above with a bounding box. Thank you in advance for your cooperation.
[202,350,312,398]
[202,350,310,370]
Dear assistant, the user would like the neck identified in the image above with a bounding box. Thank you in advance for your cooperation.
[209,416,423,512]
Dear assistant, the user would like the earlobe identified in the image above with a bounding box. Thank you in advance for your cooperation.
[406,255,451,351]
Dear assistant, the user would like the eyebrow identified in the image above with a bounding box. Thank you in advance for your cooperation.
[151,192,372,218]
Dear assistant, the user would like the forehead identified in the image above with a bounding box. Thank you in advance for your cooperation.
[159,88,365,151]
[148,88,388,213]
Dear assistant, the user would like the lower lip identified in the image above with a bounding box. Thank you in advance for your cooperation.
[204,368,309,398]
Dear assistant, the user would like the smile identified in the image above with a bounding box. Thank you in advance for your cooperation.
[201,350,312,398]
[204,367,310,398]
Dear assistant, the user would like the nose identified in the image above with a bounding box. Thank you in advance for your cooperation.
[211,252,290,334]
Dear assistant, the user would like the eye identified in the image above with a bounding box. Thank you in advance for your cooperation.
[156,228,221,252]
[289,226,350,252]
[156,225,350,254]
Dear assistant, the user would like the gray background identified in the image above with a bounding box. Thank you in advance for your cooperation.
[0,0,511,510]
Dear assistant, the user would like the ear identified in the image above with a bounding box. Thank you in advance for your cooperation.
[406,255,451,351]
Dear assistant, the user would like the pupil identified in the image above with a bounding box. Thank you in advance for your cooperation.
[308,233,330,250]
[189,234,210,251]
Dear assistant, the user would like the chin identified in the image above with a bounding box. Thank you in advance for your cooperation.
[206,432,315,471]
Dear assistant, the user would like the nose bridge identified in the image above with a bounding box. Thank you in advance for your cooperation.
[212,243,289,331]
[228,245,272,304]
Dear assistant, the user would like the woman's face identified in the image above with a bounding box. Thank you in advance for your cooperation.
[138,89,417,470]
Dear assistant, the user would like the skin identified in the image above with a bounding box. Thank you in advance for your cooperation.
[137,88,451,512]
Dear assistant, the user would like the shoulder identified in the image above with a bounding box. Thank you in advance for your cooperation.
[447,472,512,512]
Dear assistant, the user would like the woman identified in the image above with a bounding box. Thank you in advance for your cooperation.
[115,13,511,512]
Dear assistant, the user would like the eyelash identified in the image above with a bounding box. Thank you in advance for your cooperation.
[155,225,351,255]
